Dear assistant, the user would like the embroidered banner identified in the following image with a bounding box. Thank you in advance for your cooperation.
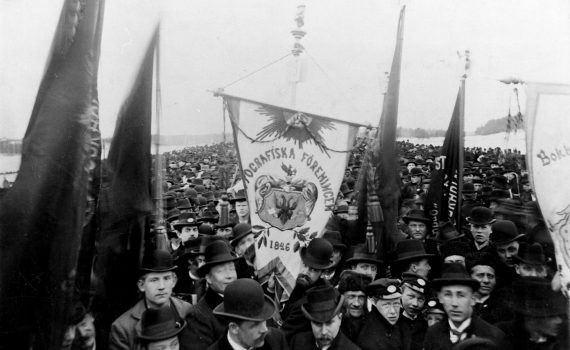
[225,95,358,300]
[525,82,570,295]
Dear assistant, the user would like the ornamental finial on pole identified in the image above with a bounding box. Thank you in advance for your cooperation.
[291,4,306,56]
[458,49,471,80]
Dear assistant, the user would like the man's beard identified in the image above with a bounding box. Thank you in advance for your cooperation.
[316,336,334,347]
[296,274,313,290]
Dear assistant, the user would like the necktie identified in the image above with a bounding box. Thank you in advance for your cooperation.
[450,329,464,343]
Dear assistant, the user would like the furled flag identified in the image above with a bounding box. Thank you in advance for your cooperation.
[92,26,158,341]
[224,95,359,301]
[363,6,406,259]
[425,86,465,235]
[525,82,570,295]
[0,0,105,347]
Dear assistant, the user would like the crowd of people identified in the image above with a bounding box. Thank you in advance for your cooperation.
[64,139,568,350]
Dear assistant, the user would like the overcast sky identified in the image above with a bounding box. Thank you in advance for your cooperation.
[1,0,569,139]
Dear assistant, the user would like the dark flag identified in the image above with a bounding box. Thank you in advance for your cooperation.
[425,86,465,236]
[359,6,406,259]
[92,27,158,345]
[0,0,105,347]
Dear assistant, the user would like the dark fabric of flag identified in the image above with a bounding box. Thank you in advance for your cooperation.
[91,27,157,347]
[0,0,105,347]
[363,6,406,259]
[425,87,464,235]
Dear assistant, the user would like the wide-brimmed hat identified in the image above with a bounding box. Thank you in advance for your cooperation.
[490,220,524,245]
[213,279,276,321]
[301,284,344,323]
[138,306,187,342]
[139,250,177,277]
[435,221,464,242]
[230,223,253,247]
[512,277,567,317]
[402,209,430,224]
[512,242,547,265]
[345,243,383,265]
[432,263,480,291]
[300,238,335,270]
[366,278,402,300]
[322,230,347,251]
[393,240,433,263]
[197,241,240,277]
[466,206,496,225]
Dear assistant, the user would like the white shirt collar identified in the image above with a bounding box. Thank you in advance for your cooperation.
[474,241,488,250]
[449,317,471,333]
[227,332,250,350]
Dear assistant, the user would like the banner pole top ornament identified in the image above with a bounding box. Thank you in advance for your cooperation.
[458,49,471,80]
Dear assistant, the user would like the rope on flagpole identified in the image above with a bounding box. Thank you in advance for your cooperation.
[220,52,293,90]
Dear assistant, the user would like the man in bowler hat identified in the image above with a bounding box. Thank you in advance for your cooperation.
[281,238,335,341]
[423,263,509,350]
[290,284,361,350]
[207,279,288,350]
[137,306,188,350]
[109,250,193,350]
[185,241,240,350]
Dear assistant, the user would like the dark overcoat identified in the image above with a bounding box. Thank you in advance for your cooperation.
[290,330,361,350]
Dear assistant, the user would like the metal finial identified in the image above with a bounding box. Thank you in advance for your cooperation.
[291,4,306,56]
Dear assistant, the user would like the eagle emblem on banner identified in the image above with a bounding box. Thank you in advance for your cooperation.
[255,105,335,156]
[254,163,318,230]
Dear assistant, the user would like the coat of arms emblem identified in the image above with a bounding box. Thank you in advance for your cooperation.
[254,163,318,230]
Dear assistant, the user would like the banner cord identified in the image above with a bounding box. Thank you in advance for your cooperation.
[221,52,293,89]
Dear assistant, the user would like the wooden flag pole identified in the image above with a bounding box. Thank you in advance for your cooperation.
[153,25,163,221]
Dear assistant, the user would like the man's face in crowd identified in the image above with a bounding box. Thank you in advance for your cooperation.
[470,223,492,245]
[138,272,177,309]
[235,233,255,256]
[473,183,483,192]
[299,261,323,286]
[195,254,206,268]
[330,248,343,267]
[311,314,342,349]
[470,265,496,297]
[515,263,548,278]
[374,298,401,325]
[401,286,426,318]
[407,163,416,172]
[353,262,377,281]
[425,312,445,327]
[180,225,199,241]
[410,174,422,184]
[231,320,269,349]
[522,183,531,192]
[147,336,179,350]
[216,226,233,238]
[443,255,466,266]
[438,285,475,327]
[343,291,366,318]
[206,261,237,294]
[496,241,519,267]
[408,220,427,240]
[235,201,249,218]
[412,258,431,278]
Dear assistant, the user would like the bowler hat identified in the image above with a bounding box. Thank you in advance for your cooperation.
[139,250,177,276]
[198,223,214,236]
[229,189,247,203]
[322,230,347,251]
[512,277,567,317]
[301,284,344,323]
[138,306,186,342]
[432,263,480,291]
[176,198,193,210]
[410,168,423,176]
[346,244,383,265]
[214,279,276,321]
[490,220,524,245]
[197,241,240,277]
[512,242,546,265]
[462,182,477,193]
[435,221,464,242]
[402,209,430,224]
[230,223,253,247]
[300,238,334,270]
[393,240,433,263]
[466,207,496,225]
[366,278,401,299]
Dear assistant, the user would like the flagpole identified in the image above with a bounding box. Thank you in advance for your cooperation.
[290,4,306,108]
[457,50,469,224]
[154,25,163,221]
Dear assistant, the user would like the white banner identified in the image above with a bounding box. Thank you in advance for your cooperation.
[526,83,570,294]
[225,96,358,300]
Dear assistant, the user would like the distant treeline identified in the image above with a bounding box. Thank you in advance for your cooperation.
[102,133,234,146]
[396,127,447,138]
[475,116,523,135]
